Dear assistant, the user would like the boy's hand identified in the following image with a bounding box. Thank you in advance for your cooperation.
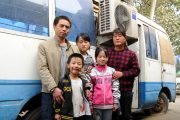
[53,88,64,103]
[55,114,61,120]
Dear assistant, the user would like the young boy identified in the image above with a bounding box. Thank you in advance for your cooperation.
[54,53,91,120]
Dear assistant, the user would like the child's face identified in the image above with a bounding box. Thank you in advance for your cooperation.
[77,37,90,54]
[67,57,83,76]
[96,51,108,66]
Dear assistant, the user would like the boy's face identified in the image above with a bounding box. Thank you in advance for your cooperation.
[67,57,83,76]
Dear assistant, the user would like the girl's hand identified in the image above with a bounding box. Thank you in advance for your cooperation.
[113,103,118,111]
[55,114,61,120]
[90,105,93,113]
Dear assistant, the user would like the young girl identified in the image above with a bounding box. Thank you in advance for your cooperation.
[76,33,94,120]
[90,46,120,120]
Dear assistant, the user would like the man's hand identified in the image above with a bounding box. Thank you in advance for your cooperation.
[55,114,61,120]
[113,71,123,79]
[53,88,64,103]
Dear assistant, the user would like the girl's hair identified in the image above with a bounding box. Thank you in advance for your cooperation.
[67,53,84,66]
[76,33,91,43]
[95,46,108,59]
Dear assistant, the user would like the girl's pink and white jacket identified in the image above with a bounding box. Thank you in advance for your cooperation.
[89,65,120,109]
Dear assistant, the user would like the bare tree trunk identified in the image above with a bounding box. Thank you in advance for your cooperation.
[150,0,157,20]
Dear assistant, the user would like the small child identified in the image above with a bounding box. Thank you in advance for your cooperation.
[89,46,120,120]
[76,33,94,120]
[54,53,91,120]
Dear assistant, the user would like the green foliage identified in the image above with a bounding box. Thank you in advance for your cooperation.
[135,0,180,55]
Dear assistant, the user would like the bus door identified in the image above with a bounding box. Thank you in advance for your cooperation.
[139,25,161,108]
[128,25,142,109]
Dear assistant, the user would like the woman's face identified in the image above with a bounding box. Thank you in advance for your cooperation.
[77,37,90,54]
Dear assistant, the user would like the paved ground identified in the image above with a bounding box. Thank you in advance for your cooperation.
[132,95,180,120]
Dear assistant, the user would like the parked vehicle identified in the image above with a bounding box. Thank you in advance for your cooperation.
[176,55,180,94]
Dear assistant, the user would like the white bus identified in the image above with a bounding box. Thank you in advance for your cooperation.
[0,0,176,120]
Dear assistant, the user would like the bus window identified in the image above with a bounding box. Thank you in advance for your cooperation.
[158,32,175,65]
[0,0,49,36]
[55,0,96,44]
[143,25,158,60]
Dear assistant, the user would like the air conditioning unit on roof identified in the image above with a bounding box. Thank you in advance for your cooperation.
[99,0,138,39]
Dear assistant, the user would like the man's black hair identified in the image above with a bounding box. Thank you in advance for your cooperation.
[53,15,71,28]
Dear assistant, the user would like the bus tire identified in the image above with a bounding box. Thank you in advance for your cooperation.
[143,109,152,116]
[24,107,40,120]
[153,92,169,113]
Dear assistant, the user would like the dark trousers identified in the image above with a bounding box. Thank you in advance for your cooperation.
[74,115,92,120]
[41,93,54,120]
[120,91,133,120]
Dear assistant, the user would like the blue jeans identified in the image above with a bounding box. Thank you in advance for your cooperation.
[93,108,112,120]
[41,93,54,120]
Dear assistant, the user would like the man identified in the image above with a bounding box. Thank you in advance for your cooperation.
[38,16,79,120]
[107,27,140,120]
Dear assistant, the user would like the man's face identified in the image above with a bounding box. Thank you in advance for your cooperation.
[113,33,126,47]
[67,57,83,76]
[53,19,70,39]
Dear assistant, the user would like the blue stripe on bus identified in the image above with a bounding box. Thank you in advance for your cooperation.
[0,80,41,120]
[139,82,176,108]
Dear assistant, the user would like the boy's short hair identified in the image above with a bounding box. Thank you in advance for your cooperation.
[67,53,84,66]
[113,27,126,37]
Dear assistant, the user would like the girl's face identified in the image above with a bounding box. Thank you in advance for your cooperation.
[77,37,90,54]
[96,51,108,66]
[67,57,83,76]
